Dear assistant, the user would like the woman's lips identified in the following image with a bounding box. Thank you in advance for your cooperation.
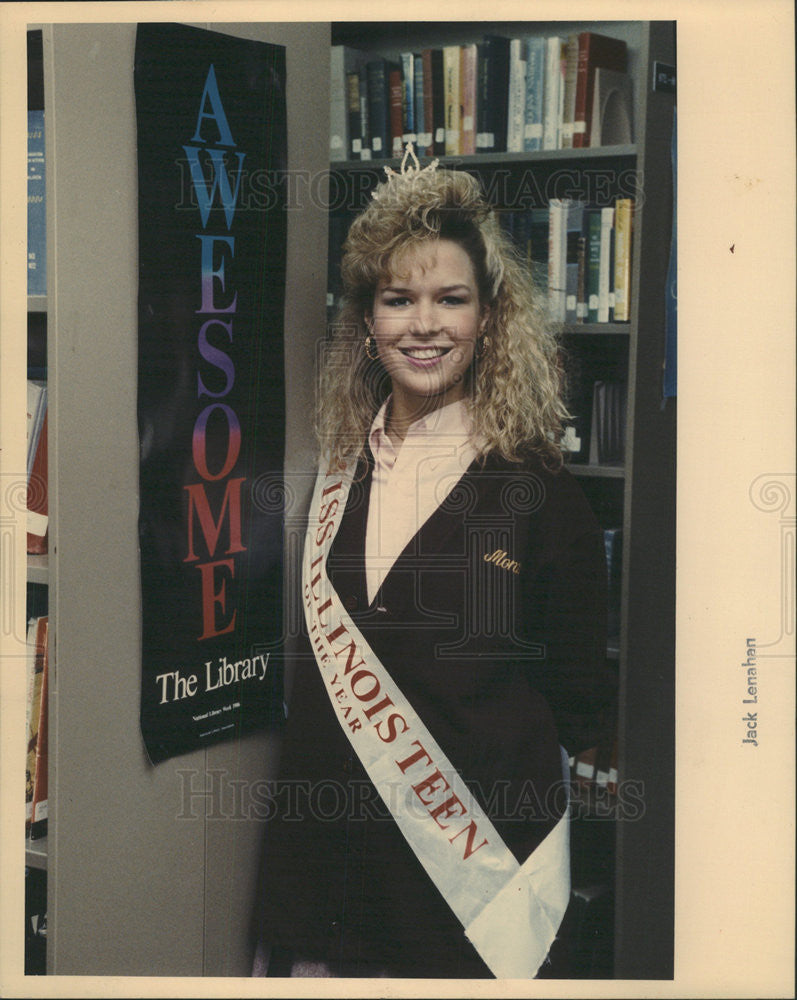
[398,346,452,367]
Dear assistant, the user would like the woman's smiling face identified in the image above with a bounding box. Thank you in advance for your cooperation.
[369,238,485,421]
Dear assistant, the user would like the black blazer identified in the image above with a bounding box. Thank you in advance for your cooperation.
[252,450,613,978]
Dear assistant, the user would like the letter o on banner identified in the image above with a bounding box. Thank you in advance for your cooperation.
[350,669,381,702]
[193,403,242,481]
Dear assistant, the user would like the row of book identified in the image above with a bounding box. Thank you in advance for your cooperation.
[564,378,628,468]
[330,31,630,162]
[26,615,49,840]
[502,196,634,325]
[328,195,634,324]
[569,737,618,798]
[27,380,49,554]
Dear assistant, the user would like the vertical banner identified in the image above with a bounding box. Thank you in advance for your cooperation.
[134,23,287,763]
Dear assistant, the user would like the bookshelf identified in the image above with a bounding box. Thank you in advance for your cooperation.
[328,20,676,980]
[24,17,673,981]
[24,27,49,975]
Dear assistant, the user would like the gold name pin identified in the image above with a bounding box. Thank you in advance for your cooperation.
[483,549,521,575]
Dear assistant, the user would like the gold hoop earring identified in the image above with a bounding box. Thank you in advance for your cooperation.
[364,334,379,361]
[476,335,490,359]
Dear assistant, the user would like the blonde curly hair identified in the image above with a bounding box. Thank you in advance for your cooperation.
[318,165,568,469]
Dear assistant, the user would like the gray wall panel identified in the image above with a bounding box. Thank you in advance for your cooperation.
[45,20,329,976]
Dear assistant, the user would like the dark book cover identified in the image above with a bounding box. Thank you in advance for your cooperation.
[358,63,371,160]
[477,34,510,153]
[573,32,628,148]
[367,58,391,159]
[27,110,46,297]
[423,47,446,156]
[345,71,361,160]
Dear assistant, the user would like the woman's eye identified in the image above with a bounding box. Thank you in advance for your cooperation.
[384,296,409,307]
[441,296,466,306]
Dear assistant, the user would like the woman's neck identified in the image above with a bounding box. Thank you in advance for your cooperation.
[384,393,464,446]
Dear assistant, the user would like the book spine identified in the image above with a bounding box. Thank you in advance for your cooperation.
[565,203,585,324]
[329,46,347,160]
[26,380,47,477]
[576,216,589,322]
[346,71,362,160]
[528,207,550,295]
[476,42,490,151]
[586,209,602,322]
[490,35,511,153]
[547,199,568,323]
[30,619,49,830]
[589,381,603,464]
[25,619,38,763]
[400,52,416,146]
[612,198,634,321]
[460,43,477,155]
[443,45,461,155]
[27,409,48,554]
[27,110,46,297]
[367,59,389,159]
[556,39,567,149]
[414,55,427,155]
[523,36,545,152]
[430,49,446,156]
[25,617,47,829]
[358,64,371,161]
[506,38,526,154]
[560,34,580,149]
[422,48,436,153]
[389,67,404,157]
[573,32,628,148]
[598,206,615,323]
[542,36,562,150]
[572,32,591,148]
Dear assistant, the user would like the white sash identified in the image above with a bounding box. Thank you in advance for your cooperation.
[301,461,570,978]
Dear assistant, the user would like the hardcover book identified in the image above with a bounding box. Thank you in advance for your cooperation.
[422,47,446,156]
[476,35,510,153]
[612,198,634,321]
[542,36,565,150]
[389,67,404,156]
[547,199,568,322]
[26,380,47,478]
[27,409,48,554]
[25,616,48,835]
[413,55,428,155]
[585,209,603,322]
[330,46,368,160]
[506,38,526,153]
[460,43,477,155]
[400,52,416,146]
[565,202,587,323]
[522,36,545,152]
[443,45,461,155]
[27,110,46,297]
[367,58,391,158]
[572,32,628,148]
[358,63,372,160]
[346,71,363,159]
[597,206,615,323]
[560,35,580,148]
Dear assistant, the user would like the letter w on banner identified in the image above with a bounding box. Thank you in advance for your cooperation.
[134,23,287,763]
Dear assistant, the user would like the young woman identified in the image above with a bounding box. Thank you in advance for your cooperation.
[251,150,614,979]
